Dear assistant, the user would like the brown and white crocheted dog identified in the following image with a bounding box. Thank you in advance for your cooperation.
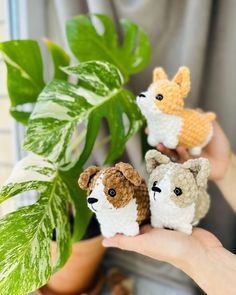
[145,150,210,234]
[79,163,150,238]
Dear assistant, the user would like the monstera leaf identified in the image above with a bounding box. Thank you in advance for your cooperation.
[0,40,70,124]
[0,154,75,294]
[0,40,45,124]
[1,14,150,125]
[45,39,71,80]
[23,61,144,165]
[66,14,151,82]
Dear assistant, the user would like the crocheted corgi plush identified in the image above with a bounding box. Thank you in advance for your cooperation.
[79,163,150,238]
[136,67,216,155]
[145,150,210,234]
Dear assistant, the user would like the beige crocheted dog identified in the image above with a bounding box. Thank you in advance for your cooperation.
[136,67,216,155]
[79,163,150,238]
[145,150,210,234]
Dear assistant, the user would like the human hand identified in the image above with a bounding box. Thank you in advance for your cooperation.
[146,119,232,181]
[102,225,222,272]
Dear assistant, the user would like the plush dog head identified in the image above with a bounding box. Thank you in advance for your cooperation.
[145,150,210,208]
[136,67,190,116]
[78,163,142,212]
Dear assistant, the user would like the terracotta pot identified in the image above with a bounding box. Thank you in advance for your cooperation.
[36,235,106,295]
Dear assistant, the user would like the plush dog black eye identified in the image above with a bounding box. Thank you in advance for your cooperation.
[139,93,146,98]
[153,181,157,186]
[174,187,182,196]
[108,188,116,197]
[156,94,163,101]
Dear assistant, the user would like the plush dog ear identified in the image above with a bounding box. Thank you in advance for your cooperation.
[153,67,168,82]
[115,162,142,186]
[78,166,100,190]
[145,150,170,173]
[172,66,190,98]
[183,158,210,188]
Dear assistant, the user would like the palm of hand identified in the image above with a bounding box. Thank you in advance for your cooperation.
[103,225,222,270]
[137,226,221,264]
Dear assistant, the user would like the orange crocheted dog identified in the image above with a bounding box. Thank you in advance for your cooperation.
[136,67,216,155]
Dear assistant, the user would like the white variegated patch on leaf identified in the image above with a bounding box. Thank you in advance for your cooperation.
[0,154,72,295]
[23,61,144,165]
[23,80,92,162]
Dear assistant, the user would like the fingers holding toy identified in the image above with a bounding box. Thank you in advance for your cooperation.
[102,226,222,270]
[102,226,189,264]
[200,120,232,181]
[156,120,232,181]
[156,144,191,162]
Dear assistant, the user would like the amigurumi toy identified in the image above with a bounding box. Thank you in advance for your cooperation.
[136,66,216,155]
[78,163,150,238]
[145,149,210,234]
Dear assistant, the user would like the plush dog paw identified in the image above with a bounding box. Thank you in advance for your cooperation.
[101,228,116,238]
[189,146,202,156]
[147,135,158,146]
[123,223,139,237]
[151,218,164,229]
[176,224,192,235]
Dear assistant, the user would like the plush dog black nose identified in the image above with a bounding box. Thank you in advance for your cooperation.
[138,93,146,98]
[152,186,161,193]
[87,197,98,204]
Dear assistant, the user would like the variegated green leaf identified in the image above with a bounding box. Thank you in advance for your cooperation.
[0,40,45,125]
[23,61,144,165]
[45,39,70,80]
[23,80,92,162]
[62,60,123,96]
[66,14,151,82]
[0,40,71,125]
[0,154,73,295]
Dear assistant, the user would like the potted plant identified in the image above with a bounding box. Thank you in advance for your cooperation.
[0,14,150,295]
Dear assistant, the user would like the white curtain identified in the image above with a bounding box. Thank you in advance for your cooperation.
[18,0,236,293]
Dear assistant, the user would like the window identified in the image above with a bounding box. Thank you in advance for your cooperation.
[0,0,43,217]
[0,0,12,184]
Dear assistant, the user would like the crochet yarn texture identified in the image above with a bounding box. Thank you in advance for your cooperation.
[136,66,216,155]
[79,162,150,238]
[145,149,210,234]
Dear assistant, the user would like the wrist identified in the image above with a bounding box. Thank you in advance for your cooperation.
[179,245,225,293]
[175,243,207,276]
[169,236,208,275]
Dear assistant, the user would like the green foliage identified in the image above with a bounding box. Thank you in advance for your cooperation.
[0,14,150,294]
[66,14,150,82]
[0,40,45,124]
[0,155,72,295]
[45,39,70,80]
[0,40,71,125]
[23,61,142,164]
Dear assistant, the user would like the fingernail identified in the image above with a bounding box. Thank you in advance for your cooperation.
[102,239,113,247]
